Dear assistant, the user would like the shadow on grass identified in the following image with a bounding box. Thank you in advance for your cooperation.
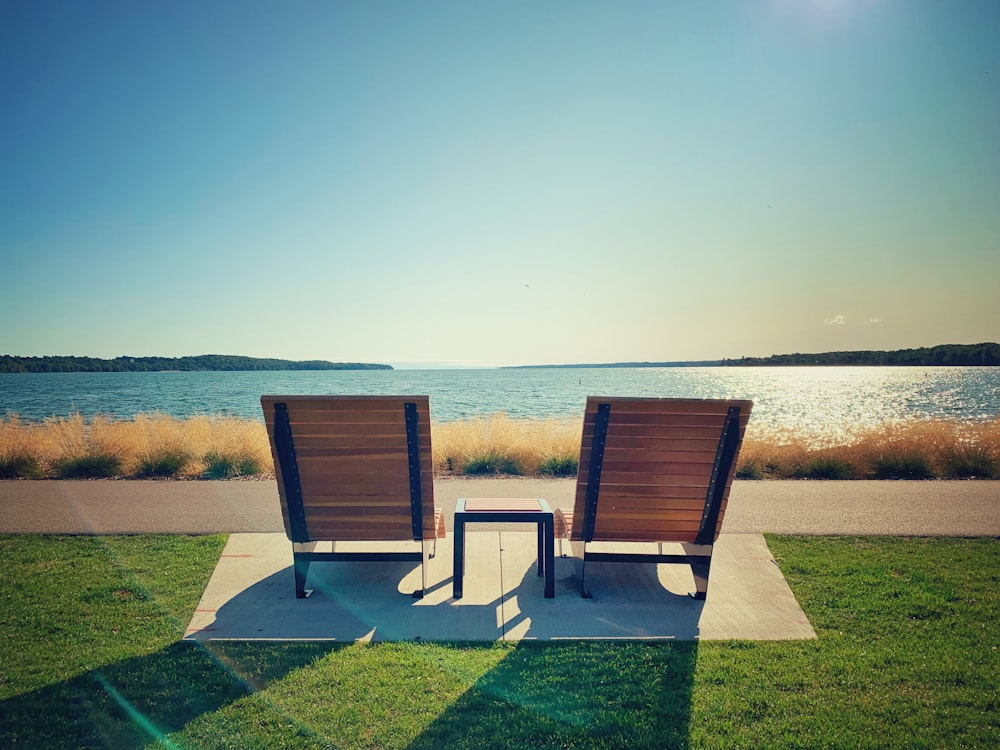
[406,641,699,750]
[2,639,699,749]
[0,640,338,749]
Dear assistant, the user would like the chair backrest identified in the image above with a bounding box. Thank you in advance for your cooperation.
[260,395,437,544]
[572,396,752,544]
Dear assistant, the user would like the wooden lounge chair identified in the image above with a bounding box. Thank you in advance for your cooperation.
[554,396,752,600]
[261,395,445,599]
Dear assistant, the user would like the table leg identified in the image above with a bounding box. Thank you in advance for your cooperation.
[453,516,465,599]
[536,521,544,577]
[543,515,554,598]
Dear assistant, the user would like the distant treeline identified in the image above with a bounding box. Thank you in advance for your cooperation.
[722,343,1000,367]
[0,355,393,373]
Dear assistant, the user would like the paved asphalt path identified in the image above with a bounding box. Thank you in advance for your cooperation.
[1,478,998,536]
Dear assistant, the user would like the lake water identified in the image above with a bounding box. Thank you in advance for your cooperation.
[1,367,998,441]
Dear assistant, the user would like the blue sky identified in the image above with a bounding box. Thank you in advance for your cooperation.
[2,1,997,368]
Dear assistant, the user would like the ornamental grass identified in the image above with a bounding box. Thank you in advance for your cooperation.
[0,412,997,480]
[0,413,270,479]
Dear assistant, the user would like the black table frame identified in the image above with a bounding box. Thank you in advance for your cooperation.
[453,498,555,599]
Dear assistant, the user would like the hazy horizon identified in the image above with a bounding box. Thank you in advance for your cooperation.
[3,1,998,367]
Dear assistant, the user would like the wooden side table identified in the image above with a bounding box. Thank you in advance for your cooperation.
[453,497,555,599]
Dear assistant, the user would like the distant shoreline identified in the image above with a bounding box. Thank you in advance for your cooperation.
[505,360,722,369]
[0,354,393,374]
[504,343,1000,369]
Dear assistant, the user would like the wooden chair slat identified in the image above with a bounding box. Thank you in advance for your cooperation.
[583,423,738,440]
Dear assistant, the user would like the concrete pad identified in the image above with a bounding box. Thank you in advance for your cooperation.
[184,532,815,642]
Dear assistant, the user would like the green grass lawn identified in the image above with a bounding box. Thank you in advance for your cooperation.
[1,534,997,749]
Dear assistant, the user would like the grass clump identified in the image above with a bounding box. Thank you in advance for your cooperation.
[735,460,765,479]
[538,455,579,477]
[869,452,935,480]
[202,452,263,479]
[462,452,524,476]
[792,455,855,480]
[942,445,998,478]
[52,452,124,478]
[136,449,192,478]
[0,416,44,478]
[0,452,42,479]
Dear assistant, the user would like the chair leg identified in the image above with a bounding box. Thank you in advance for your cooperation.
[293,553,311,599]
[567,539,591,598]
[689,560,711,600]
[413,540,428,599]
[431,509,445,559]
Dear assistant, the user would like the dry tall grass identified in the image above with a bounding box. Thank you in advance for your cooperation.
[432,414,581,476]
[1,412,997,479]
[0,413,270,479]
[737,418,1000,479]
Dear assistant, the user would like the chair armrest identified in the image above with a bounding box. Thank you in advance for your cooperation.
[553,508,573,540]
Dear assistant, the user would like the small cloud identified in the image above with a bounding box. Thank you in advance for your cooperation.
[866,317,885,325]
[824,314,848,326]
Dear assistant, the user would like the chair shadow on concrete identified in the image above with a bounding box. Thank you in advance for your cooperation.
[405,639,699,749]
[496,548,708,641]
[189,555,508,642]
[0,640,339,748]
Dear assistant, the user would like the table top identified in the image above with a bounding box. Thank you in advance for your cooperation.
[459,498,551,514]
